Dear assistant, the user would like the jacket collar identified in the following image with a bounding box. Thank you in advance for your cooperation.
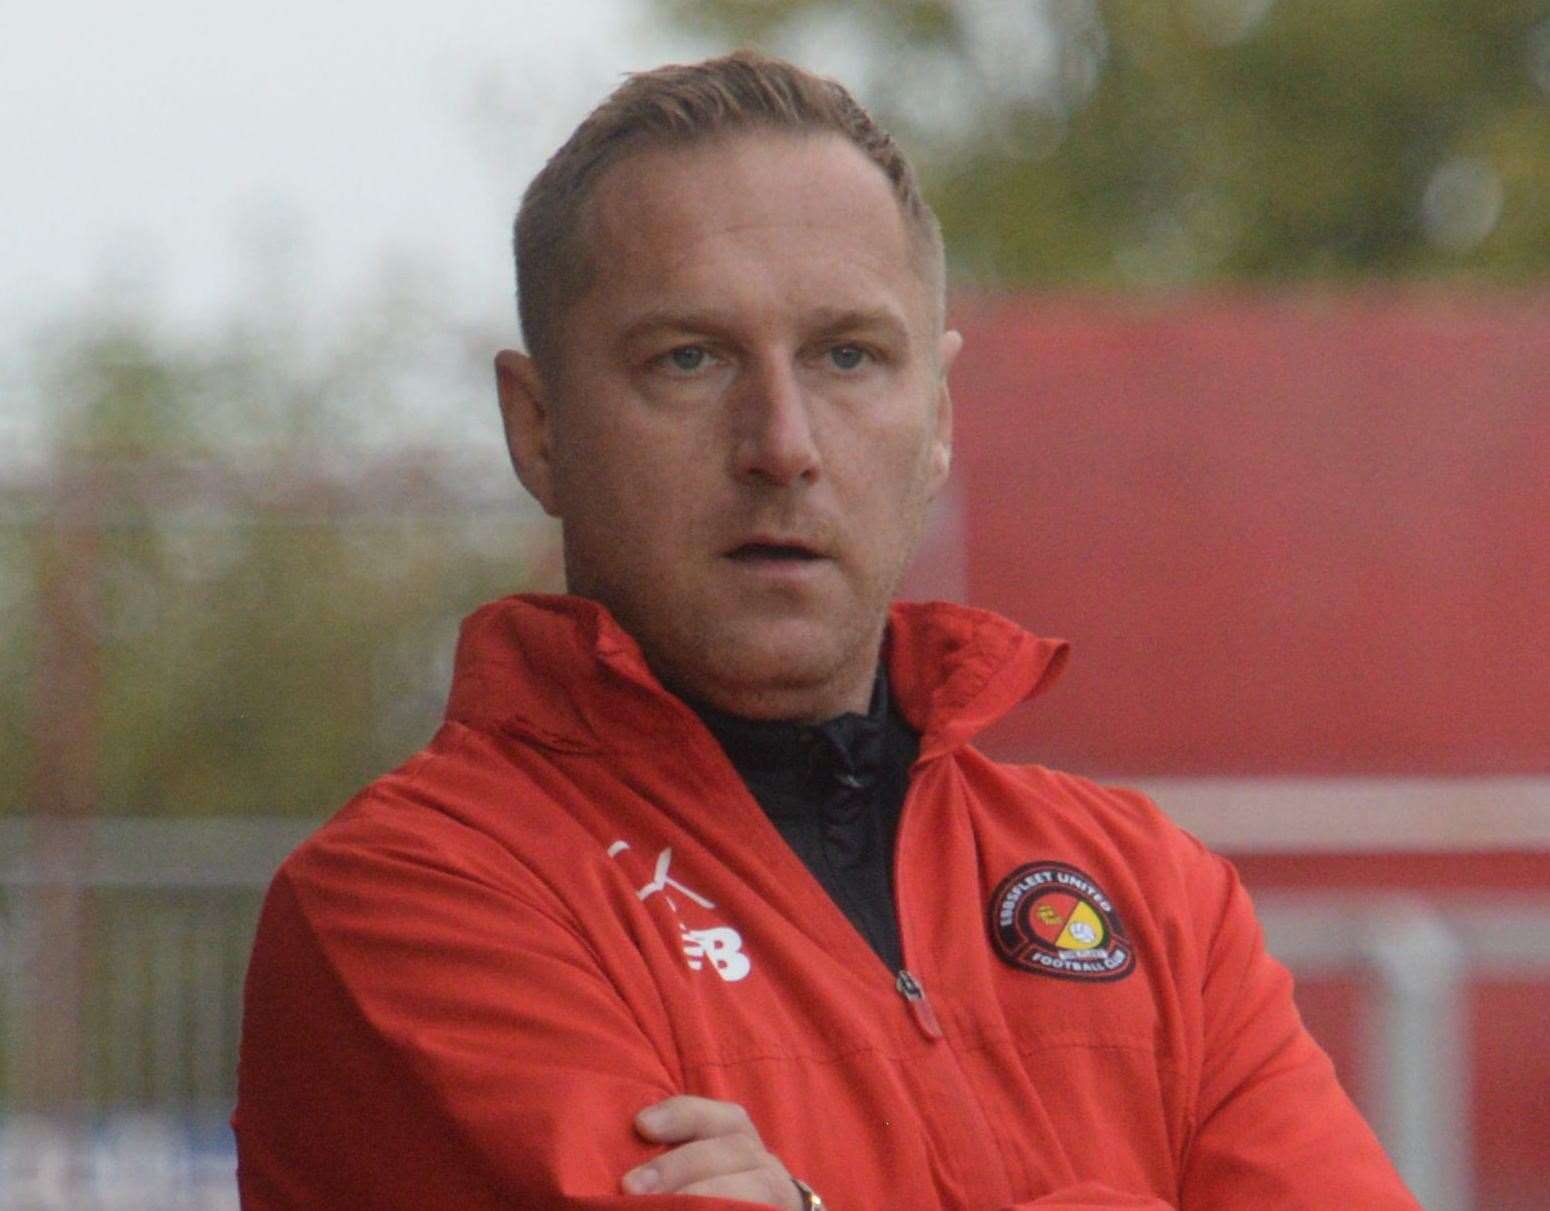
[443,594,1068,762]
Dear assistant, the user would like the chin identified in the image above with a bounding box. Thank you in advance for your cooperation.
[678,615,868,717]
[710,637,831,691]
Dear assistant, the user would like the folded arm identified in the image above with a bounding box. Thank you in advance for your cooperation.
[235,816,779,1209]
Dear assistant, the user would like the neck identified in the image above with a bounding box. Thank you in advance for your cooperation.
[660,660,879,725]
[682,665,885,730]
[670,682,873,725]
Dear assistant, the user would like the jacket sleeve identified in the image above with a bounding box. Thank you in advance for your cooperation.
[233,813,766,1210]
[1171,847,1423,1209]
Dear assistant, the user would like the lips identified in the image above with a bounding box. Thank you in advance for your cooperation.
[727,541,824,562]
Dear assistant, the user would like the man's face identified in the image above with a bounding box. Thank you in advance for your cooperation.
[497,131,959,721]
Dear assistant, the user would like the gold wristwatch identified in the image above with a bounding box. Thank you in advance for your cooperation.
[791,1177,825,1209]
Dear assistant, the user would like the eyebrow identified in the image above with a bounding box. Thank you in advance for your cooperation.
[615,310,735,348]
[805,306,912,344]
[615,304,913,349]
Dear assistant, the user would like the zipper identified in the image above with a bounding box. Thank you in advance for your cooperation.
[895,968,943,1039]
[892,771,1020,1203]
[892,743,944,1041]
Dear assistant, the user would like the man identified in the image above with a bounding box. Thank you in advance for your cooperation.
[235,52,1420,1209]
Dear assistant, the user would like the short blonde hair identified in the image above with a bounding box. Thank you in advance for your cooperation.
[513,50,944,374]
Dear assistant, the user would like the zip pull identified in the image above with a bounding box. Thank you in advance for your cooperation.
[895,969,944,1040]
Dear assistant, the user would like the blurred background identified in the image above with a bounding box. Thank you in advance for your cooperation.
[3,1,1548,1207]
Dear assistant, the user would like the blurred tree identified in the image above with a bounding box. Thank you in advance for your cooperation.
[1,283,546,819]
[655,0,1550,287]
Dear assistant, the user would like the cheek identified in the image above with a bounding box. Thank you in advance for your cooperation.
[555,399,649,499]
[867,413,942,498]
[553,419,711,551]
[895,430,948,531]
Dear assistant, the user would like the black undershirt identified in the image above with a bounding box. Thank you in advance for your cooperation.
[687,670,919,974]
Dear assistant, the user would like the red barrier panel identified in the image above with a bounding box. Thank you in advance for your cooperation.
[927,291,1550,776]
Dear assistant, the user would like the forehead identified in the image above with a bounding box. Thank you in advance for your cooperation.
[572,131,928,334]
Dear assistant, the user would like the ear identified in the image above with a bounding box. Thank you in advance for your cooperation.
[494,349,560,516]
[927,329,962,494]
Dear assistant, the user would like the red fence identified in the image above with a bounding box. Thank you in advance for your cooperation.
[929,289,1550,775]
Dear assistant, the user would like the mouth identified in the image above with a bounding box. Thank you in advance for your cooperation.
[726,542,826,563]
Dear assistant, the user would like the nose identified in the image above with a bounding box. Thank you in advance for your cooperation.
[732,357,821,486]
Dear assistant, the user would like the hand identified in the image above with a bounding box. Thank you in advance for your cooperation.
[622,1095,803,1209]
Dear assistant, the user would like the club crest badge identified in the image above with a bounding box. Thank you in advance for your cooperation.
[988,861,1136,982]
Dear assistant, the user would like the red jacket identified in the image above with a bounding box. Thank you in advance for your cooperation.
[235,595,1419,1209]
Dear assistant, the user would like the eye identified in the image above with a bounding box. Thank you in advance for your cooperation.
[663,345,709,373]
[828,344,869,371]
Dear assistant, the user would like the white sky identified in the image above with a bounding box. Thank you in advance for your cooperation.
[1,0,699,344]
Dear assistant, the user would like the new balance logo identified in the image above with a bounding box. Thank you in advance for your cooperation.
[607,840,752,982]
[680,925,751,982]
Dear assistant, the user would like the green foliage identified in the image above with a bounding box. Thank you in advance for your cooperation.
[2,294,542,819]
[657,0,1550,287]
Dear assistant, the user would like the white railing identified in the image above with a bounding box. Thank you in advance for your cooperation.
[0,1111,237,1211]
